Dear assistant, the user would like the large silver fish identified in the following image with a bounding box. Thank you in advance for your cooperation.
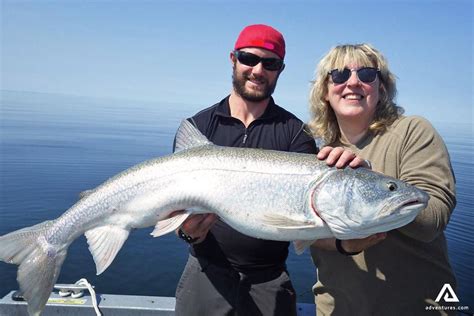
[0,120,428,315]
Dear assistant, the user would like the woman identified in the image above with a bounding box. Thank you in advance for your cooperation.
[308,44,457,315]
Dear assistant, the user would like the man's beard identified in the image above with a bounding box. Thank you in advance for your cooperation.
[232,67,278,102]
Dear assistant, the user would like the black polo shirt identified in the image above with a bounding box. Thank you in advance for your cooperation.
[187,96,318,272]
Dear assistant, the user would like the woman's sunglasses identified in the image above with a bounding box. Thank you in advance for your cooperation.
[233,51,284,71]
[328,67,380,84]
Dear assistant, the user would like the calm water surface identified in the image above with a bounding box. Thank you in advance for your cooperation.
[0,91,472,309]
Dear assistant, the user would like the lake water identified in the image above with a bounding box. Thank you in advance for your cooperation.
[0,90,472,310]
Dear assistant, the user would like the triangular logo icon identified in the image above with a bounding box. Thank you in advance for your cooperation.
[435,283,459,303]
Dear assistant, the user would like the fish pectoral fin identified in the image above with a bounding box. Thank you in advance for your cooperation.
[151,211,191,237]
[293,240,316,255]
[261,214,316,229]
[85,226,130,275]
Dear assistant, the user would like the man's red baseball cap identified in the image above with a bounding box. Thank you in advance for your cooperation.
[234,24,286,60]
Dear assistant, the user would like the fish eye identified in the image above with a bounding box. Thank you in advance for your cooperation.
[387,181,398,191]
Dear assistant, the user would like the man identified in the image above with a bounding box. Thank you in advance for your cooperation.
[174,24,369,316]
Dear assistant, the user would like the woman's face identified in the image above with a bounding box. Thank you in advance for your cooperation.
[325,63,380,124]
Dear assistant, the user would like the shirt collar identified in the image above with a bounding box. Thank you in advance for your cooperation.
[338,130,374,149]
[215,95,279,120]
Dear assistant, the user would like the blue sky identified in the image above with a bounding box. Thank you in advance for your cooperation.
[1,0,472,125]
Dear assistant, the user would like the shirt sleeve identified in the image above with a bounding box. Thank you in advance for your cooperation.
[289,123,318,154]
[397,117,456,242]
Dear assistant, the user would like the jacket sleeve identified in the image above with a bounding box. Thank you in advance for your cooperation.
[397,117,456,242]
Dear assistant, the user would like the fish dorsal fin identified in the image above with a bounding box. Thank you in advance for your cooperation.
[79,189,94,199]
[85,225,130,275]
[151,211,191,237]
[174,119,213,153]
[261,214,317,229]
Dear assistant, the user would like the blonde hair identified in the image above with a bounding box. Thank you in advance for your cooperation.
[308,43,403,145]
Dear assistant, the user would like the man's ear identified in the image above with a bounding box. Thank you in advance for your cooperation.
[230,51,237,65]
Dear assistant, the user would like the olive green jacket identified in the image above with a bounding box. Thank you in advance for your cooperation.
[311,116,457,316]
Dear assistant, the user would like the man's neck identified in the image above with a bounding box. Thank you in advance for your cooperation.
[228,92,270,127]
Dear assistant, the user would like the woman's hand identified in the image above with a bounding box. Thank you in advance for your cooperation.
[339,233,387,253]
[312,233,387,254]
[317,146,371,169]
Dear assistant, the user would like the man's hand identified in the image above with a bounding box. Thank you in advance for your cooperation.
[317,146,370,169]
[178,213,218,244]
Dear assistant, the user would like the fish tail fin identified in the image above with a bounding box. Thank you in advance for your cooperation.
[0,220,67,316]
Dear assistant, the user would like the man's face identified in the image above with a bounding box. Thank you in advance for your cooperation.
[231,47,284,102]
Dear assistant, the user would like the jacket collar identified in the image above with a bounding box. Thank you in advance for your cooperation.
[215,95,279,120]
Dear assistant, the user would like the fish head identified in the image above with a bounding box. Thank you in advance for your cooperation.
[311,168,429,239]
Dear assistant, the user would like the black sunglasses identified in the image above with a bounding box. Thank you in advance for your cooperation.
[328,67,380,84]
[233,51,284,71]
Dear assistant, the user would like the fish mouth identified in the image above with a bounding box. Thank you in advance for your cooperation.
[396,196,428,213]
[328,192,429,240]
[346,197,427,236]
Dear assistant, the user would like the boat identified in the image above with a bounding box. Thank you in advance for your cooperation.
[0,280,316,315]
